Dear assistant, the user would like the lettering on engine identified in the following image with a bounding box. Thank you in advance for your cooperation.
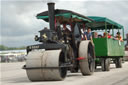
[29,46,39,49]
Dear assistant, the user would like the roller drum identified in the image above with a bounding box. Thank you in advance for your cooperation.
[25,49,67,81]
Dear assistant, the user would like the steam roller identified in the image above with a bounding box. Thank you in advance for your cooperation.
[23,2,95,81]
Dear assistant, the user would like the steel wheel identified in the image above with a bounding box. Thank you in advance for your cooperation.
[79,41,95,75]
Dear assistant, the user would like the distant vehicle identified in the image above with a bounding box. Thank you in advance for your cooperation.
[0,52,26,62]
[0,49,26,62]
[0,53,17,62]
[17,55,26,62]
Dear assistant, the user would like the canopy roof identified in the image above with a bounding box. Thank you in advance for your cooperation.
[36,9,94,23]
[87,16,123,30]
[36,10,123,30]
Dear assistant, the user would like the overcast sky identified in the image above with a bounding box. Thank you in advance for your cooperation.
[1,0,128,47]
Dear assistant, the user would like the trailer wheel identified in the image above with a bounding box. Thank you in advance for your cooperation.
[101,58,110,71]
[79,41,95,75]
[115,58,122,68]
[95,62,97,69]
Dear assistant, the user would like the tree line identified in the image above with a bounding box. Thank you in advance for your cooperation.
[0,45,26,51]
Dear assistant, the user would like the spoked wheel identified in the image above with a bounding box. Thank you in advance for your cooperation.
[59,51,68,79]
[101,58,110,71]
[115,58,122,68]
[79,41,95,75]
[88,50,95,73]
[67,45,78,73]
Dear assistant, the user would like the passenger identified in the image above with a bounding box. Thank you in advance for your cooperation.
[115,32,123,41]
[84,28,93,41]
[98,34,102,38]
[102,32,107,38]
[94,32,98,38]
[107,31,111,38]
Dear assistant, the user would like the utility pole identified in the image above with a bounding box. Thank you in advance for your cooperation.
[125,33,128,50]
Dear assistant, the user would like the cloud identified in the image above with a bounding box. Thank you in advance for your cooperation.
[1,0,128,47]
[82,1,128,34]
[1,1,48,47]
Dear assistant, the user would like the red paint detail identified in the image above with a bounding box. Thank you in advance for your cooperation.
[77,57,85,60]
[108,35,111,38]
[69,19,73,30]
[54,17,57,30]
[83,23,85,30]
[55,17,57,30]
[63,24,66,30]
[82,37,84,40]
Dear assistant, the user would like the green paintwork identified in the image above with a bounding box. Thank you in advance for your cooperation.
[87,16,123,30]
[37,13,71,19]
[95,58,100,62]
[37,13,91,22]
[93,38,125,57]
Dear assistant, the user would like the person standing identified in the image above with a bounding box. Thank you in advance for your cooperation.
[94,32,98,38]
[84,28,93,41]
[107,31,112,38]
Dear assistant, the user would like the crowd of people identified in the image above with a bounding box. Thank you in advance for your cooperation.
[83,28,123,41]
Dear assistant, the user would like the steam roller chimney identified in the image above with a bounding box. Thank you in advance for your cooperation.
[47,2,55,31]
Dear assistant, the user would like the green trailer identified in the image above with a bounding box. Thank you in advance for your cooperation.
[87,16,125,71]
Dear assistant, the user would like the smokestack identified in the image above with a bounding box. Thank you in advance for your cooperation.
[47,2,55,31]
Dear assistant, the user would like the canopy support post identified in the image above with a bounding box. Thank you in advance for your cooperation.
[105,22,107,33]
[112,25,114,37]
[122,27,124,39]
[118,29,119,32]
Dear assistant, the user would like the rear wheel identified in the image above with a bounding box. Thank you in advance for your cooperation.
[79,41,95,75]
[115,58,122,68]
[101,58,110,71]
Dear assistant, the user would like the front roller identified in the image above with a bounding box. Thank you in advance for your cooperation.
[24,49,67,81]
[79,41,95,75]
